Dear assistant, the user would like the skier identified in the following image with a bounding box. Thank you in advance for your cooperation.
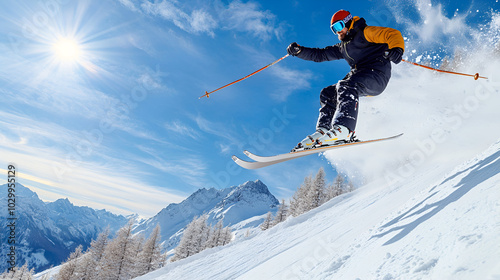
[287,10,405,151]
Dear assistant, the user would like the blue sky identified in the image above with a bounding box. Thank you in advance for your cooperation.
[0,0,496,217]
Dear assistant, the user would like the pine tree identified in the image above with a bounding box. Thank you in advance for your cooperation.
[173,215,233,262]
[135,224,165,276]
[55,245,83,280]
[99,220,141,280]
[345,181,355,193]
[326,174,345,201]
[307,167,326,209]
[0,263,34,280]
[220,226,233,246]
[206,220,223,248]
[289,175,312,217]
[79,227,110,280]
[172,216,200,262]
[260,212,273,231]
[72,253,93,280]
[272,200,288,226]
[193,215,210,253]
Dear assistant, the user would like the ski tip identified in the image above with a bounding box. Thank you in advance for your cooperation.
[243,150,251,156]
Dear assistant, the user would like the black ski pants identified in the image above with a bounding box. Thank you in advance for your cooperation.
[317,68,390,132]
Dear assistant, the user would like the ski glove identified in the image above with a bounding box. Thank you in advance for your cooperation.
[287,42,303,56]
[385,47,404,64]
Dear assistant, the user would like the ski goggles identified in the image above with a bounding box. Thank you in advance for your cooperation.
[330,14,353,34]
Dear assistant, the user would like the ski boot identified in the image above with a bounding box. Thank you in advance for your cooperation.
[314,125,356,148]
[292,127,328,152]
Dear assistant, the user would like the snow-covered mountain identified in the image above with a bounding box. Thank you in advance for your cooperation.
[134,180,279,251]
[0,184,129,273]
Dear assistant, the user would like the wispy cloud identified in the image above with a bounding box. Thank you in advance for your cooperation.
[236,47,313,101]
[270,64,313,101]
[0,142,185,217]
[195,115,239,145]
[122,0,284,40]
[0,110,185,217]
[141,0,218,37]
[219,0,284,41]
[135,145,209,189]
[117,0,139,12]
[164,120,201,139]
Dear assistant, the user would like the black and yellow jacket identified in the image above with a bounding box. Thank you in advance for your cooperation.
[297,17,404,77]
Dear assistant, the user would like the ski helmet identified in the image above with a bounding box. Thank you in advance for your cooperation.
[330,10,353,33]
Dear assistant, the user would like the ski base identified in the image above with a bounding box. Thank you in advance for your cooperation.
[232,133,403,169]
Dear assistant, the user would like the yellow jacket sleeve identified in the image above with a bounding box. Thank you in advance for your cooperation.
[364,26,405,51]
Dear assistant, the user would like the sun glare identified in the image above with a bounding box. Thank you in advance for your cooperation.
[52,38,81,62]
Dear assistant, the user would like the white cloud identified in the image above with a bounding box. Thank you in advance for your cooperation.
[219,0,283,40]
[117,0,139,12]
[135,145,209,189]
[136,0,282,40]
[141,0,217,36]
[270,64,312,101]
[0,110,183,216]
[195,115,239,145]
[164,120,200,139]
[191,9,218,36]
[0,142,184,217]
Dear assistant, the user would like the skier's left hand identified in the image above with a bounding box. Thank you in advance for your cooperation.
[385,47,404,64]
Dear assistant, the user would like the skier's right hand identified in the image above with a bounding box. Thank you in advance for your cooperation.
[385,47,404,64]
[287,42,303,56]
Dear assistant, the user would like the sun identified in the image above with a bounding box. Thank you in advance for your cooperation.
[52,38,82,63]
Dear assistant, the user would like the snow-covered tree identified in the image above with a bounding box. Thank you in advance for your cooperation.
[193,215,210,252]
[135,224,165,276]
[345,181,355,193]
[326,174,345,201]
[272,200,289,226]
[289,175,312,217]
[55,245,83,280]
[206,220,223,248]
[172,216,203,262]
[220,226,233,246]
[0,263,34,280]
[173,215,233,262]
[77,227,110,280]
[99,220,141,280]
[307,167,326,209]
[260,212,273,231]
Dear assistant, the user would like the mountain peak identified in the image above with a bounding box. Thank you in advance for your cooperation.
[135,179,279,251]
[223,180,279,206]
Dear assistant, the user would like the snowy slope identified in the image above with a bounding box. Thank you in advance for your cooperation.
[136,137,500,280]
[135,7,500,280]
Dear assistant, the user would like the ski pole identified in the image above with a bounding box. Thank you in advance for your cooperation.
[401,59,488,80]
[200,54,290,99]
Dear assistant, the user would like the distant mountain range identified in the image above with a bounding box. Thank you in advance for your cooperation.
[0,180,279,273]
[0,184,129,273]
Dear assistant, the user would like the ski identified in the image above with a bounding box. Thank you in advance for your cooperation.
[233,133,403,169]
